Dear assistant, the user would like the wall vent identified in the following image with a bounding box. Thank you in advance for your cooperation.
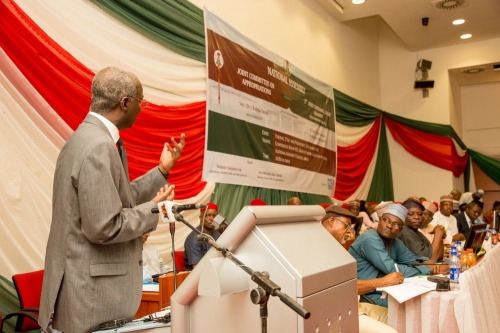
[461,67,487,75]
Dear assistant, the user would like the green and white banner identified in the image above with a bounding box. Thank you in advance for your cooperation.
[203,9,337,196]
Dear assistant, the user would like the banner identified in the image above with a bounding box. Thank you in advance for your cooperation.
[202,9,336,196]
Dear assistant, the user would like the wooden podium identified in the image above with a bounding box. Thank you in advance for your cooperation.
[135,271,190,319]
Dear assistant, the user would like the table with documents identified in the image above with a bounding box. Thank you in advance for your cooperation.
[387,245,500,332]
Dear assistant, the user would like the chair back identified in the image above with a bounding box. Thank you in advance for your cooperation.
[12,270,44,331]
[174,251,187,272]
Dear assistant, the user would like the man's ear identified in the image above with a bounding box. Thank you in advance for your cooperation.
[120,96,129,109]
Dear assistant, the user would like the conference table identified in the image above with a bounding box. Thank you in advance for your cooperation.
[388,244,500,333]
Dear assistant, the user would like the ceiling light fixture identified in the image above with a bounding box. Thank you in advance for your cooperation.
[453,19,465,25]
[461,34,472,39]
[352,0,365,4]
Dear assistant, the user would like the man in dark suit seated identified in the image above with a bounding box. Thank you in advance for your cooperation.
[456,201,483,239]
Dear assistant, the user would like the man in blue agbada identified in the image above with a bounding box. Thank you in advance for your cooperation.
[348,203,449,307]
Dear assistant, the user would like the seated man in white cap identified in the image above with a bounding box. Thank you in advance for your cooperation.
[430,194,465,243]
[348,204,449,307]
[321,205,398,332]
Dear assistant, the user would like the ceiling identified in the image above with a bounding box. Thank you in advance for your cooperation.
[313,0,500,86]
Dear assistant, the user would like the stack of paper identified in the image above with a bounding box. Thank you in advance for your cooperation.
[377,276,437,303]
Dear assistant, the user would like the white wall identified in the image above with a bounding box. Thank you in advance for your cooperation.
[461,82,500,158]
[190,0,500,202]
[378,21,500,200]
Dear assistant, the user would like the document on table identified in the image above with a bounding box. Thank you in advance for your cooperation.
[377,276,438,303]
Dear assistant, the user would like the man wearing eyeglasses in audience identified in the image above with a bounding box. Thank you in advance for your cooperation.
[321,205,398,332]
[348,204,448,307]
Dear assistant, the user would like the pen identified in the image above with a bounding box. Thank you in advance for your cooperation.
[394,263,399,272]
[411,262,447,266]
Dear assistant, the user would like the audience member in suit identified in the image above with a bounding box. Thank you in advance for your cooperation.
[39,67,185,333]
[456,201,483,239]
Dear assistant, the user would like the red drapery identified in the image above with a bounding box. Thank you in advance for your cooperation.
[0,0,206,198]
[6,0,468,201]
[334,116,381,200]
[385,117,468,176]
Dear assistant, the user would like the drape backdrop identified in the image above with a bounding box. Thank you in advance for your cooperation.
[1,0,498,279]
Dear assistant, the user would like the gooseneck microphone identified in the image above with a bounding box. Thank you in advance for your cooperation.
[171,203,207,214]
[151,202,207,214]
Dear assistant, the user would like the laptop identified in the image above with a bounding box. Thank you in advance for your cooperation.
[463,223,488,254]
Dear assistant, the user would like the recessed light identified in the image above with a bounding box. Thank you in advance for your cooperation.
[453,19,465,25]
[461,34,472,39]
[352,0,365,4]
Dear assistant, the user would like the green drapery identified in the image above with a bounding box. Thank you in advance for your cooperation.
[384,113,467,150]
[89,0,205,62]
[212,183,333,221]
[333,89,381,127]
[367,115,394,201]
[469,149,500,186]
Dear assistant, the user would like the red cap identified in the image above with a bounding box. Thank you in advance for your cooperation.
[250,198,267,206]
[201,202,219,211]
[319,203,331,210]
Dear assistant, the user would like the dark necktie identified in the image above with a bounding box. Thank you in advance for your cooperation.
[116,138,129,181]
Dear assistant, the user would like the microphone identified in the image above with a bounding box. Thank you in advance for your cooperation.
[172,203,207,214]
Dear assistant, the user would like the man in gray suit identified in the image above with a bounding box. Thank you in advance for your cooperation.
[39,67,185,332]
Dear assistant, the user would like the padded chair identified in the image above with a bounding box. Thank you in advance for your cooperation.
[174,251,187,272]
[0,270,44,332]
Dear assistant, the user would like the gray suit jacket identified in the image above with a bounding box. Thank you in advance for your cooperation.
[39,114,166,333]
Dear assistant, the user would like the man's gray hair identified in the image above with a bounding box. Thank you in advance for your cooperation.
[90,67,138,114]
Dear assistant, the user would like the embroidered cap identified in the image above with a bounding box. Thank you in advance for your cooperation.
[384,204,408,222]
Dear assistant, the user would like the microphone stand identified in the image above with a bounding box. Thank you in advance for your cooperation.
[169,221,178,290]
[174,213,310,332]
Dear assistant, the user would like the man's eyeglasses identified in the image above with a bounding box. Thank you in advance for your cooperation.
[331,217,352,229]
[380,217,403,230]
[127,96,149,107]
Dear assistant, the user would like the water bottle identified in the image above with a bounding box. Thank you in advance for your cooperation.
[449,246,460,290]
[455,241,462,258]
